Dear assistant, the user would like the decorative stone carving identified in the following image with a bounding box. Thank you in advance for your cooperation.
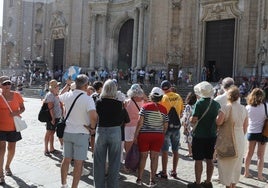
[171,26,180,37]
[50,11,67,39]
[201,1,241,21]
[167,50,183,65]
[172,0,182,9]
[261,19,267,30]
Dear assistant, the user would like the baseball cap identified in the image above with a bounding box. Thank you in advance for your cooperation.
[161,80,171,90]
[150,87,164,97]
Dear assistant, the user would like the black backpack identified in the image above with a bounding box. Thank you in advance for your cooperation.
[168,101,181,129]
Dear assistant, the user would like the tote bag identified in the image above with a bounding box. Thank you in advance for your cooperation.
[125,143,140,171]
[14,116,27,132]
[215,106,237,158]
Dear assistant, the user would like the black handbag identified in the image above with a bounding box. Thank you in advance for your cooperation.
[38,103,52,122]
[56,93,83,138]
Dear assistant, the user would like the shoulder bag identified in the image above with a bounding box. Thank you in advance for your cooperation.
[262,103,268,137]
[56,93,83,138]
[0,94,27,132]
[215,105,237,158]
[38,101,52,122]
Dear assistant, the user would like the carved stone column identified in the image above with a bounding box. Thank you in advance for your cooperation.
[131,8,139,69]
[100,14,107,69]
[90,14,97,70]
[136,5,145,69]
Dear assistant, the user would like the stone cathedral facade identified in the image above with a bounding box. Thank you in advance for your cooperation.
[1,0,268,83]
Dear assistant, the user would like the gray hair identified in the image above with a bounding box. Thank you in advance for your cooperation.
[100,79,117,99]
[222,77,234,90]
[127,84,144,98]
[75,74,89,89]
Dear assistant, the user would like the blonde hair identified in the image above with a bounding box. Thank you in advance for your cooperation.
[227,86,240,103]
[246,88,264,106]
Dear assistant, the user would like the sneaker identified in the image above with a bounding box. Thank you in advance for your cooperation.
[155,171,168,179]
[149,181,157,188]
[168,170,177,178]
[187,182,203,188]
[136,179,142,186]
[201,181,213,188]
[60,184,69,188]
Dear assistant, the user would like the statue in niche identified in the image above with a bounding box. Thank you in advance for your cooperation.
[258,40,267,64]
[50,11,67,28]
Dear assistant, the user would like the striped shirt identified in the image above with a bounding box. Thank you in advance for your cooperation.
[139,102,168,133]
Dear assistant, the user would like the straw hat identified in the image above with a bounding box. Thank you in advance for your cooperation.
[194,81,214,98]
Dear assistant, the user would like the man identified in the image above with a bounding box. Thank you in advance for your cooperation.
[156,80,184,179]
[214,77,235,107]
[59,74,98,188]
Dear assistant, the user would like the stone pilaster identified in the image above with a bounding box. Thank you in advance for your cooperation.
[136,5,145,69]
[90,14,97,70]
[131,8,139,69]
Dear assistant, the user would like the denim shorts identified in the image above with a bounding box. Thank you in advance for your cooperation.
[0,131,22,142]
[247,133,268,143]
[162,129,180,151]
[63,132,90,160]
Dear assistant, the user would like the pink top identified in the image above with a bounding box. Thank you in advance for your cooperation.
[125,98,144,127]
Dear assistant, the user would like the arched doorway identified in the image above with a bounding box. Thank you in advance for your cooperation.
[118,19,134,73]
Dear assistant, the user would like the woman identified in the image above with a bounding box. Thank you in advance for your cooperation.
[216,86,248,188]
[244,88,267,181]
[93,79,126,188]
[0,76,25,184]
[181,91,197,157]
[124,84,145,157]
[134,87,168,187]
[43,79,63,156]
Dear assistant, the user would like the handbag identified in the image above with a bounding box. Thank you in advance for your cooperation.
[38,102,52,122]
[262,103,268,137]
[125,143,140,171]
[215,105,237,158]
[56,93,83,138]
[0,94,27,132]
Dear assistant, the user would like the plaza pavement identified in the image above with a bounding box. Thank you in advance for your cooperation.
[1,97,268,188]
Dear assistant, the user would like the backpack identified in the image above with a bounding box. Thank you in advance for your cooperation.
[168,100,181,129]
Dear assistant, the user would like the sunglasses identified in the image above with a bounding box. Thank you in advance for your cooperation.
[2,82,12,86]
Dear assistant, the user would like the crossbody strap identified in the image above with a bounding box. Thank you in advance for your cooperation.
[131,98,140,111]
[64,93,83,121]
[0,94,13,112]
[264,103,268,118]
[192,99,213,131]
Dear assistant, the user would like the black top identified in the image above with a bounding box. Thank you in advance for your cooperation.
[96,98,124,127]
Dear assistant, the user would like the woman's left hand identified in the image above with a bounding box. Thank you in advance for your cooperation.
[10,110,21,117]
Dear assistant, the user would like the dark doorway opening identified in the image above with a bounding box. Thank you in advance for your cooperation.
[204,19,235,82]
[118,19,134,74]
[53,39,64,72]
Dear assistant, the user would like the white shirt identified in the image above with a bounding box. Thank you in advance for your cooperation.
[59,89,96,134]
[246,103,267,133]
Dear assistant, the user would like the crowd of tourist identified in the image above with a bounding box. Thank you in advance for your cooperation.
[1,72,268,188]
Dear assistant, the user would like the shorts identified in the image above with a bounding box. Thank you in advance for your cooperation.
[63,132,89,160]
[247,133,268,143]
[162,129,180,152]
[124,126,136,142]
[192,137,216,160]
[0,131,22,142]
[46,118,60,131]
[138,133,164,152]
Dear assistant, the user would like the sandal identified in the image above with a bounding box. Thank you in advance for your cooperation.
[155,171,168,179]
[136,178,142,186]
[258,176,267,182]
[244,173,253,178]
[5,168,12,176]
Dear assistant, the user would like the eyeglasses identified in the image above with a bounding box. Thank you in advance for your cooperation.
[1,82,11,86]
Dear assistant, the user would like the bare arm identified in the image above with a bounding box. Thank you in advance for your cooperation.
[216,111,225,126]
[243,116,248,134]
[134,116,144,141]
